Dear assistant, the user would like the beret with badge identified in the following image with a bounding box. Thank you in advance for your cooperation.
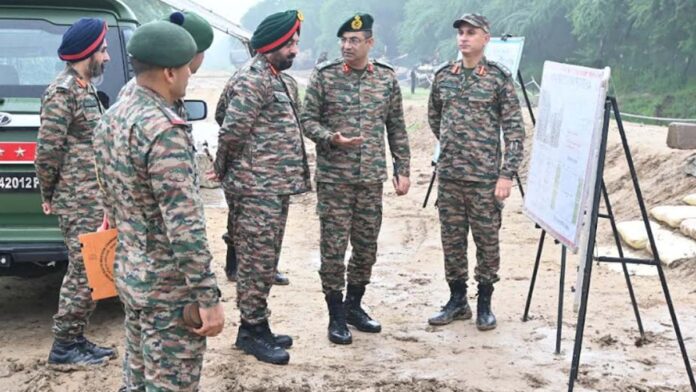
[336,13,373,37]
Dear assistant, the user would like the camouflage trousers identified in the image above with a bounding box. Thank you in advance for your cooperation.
[438,179,502,285]
[122,304,206,391]
[233,195,289,324]
[317,182,383,294]
[52,213,101,340]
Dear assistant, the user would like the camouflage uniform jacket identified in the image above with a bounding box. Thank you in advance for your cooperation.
[93,85,220,310]
[215,71,300,126]
[119,77,188,122]
[428,57,525,182]
[214,54,310,196]
[301,58,411,184]
[36,65,103,214]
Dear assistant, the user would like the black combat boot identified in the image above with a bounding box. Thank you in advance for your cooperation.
[325,291,352,344]
[76,335,117,359]
[344,284,381,333]
[428,280,472,326]
[48,338,109,365]
[476,283,497,331]
[268,324,293,349]
[274,271,290,286]
[235,321,289,365]
[224,244,237,282]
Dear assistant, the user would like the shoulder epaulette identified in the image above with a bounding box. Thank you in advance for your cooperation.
[487,60,512,78]
[372,58,394,71]
[434,61,453,75]
[317,58,343,71]
[56,74,75,91]
[158,104,187,126]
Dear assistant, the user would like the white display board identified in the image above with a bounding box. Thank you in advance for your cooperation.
[485,37,525,76]
[523,61,611,252]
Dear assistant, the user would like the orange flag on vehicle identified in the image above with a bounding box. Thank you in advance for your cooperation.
[79,229,118,300]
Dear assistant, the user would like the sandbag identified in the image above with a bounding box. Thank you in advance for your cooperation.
[650,205,696,228]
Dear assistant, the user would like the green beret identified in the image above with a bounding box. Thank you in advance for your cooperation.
[166,11,214,53]
[251,10,303,54]
[337,13,373,37]
[127,21,197,67]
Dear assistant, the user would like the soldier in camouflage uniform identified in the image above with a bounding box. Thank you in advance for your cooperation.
[427,14,525,330]
[117,11,214,118]
[214,72,297,286]
[93,21,224,391]
[36,17,116,366]
[301,13,411,345]
[215,10,310,365]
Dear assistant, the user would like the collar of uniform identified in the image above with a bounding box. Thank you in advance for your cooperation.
[65,64,89,89]
[453,56,488,79]
[254,53,280,76]
[133,84,172,109]
[133,84,186,125]
[342,61,374,75]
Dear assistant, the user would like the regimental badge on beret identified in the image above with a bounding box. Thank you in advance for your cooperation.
[337,13,373,37]
[297,10,304,22]
[351,15,362,30]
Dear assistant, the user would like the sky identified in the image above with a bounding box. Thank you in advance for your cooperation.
[188,0,259,23]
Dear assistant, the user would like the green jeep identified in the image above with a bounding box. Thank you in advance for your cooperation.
[0,0,137,276]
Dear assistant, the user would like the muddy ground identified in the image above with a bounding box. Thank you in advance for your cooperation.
[0,72,694,392]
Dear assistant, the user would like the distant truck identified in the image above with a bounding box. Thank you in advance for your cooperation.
[0,0,251,277]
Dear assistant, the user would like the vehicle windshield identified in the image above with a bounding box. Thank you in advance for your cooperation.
[0,19,128,106]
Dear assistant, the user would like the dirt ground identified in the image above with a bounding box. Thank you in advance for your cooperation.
[1,73,695,392]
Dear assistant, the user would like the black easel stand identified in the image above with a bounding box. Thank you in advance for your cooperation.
[567,97,695,392]
[520,73,645,356]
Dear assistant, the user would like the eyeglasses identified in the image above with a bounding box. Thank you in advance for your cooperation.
[338,37,367,46]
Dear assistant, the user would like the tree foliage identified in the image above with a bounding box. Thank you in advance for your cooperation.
[240,0,696,117]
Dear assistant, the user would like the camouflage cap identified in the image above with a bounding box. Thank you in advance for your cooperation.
[452,13,490,33]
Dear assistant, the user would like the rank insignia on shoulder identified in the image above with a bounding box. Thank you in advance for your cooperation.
[163,107,186,125]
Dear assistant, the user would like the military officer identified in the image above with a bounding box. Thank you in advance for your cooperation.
[215,10,310,365]
[93,21,224,390]
[36,17,116,366]
[427,14,525,330]
[301,13,411,345]
[214,71,297,286]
